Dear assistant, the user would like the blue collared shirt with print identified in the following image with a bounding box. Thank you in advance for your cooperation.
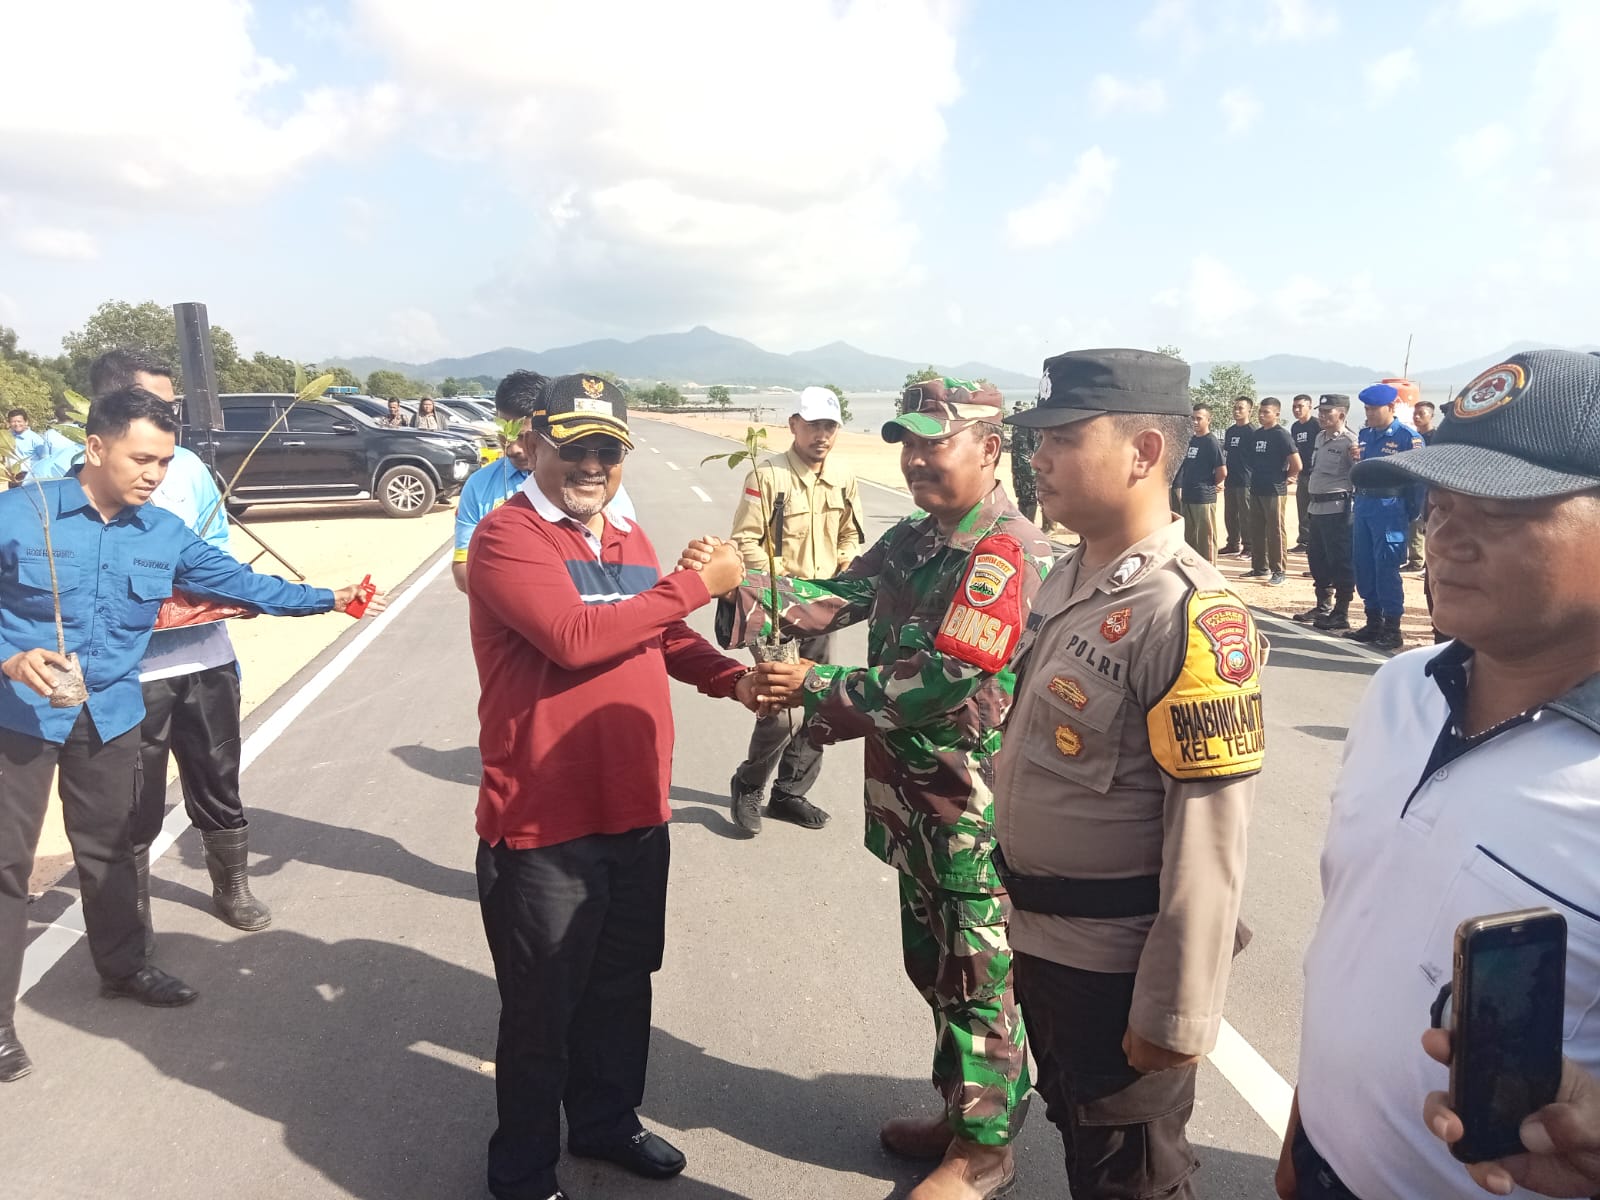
[0,475,335,743]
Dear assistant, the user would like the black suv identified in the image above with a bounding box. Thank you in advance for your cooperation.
[185,394,480,518]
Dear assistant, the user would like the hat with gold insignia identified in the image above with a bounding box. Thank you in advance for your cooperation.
[533,373,633,448]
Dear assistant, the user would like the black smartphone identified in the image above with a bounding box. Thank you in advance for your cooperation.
[1448,906,1567,1163]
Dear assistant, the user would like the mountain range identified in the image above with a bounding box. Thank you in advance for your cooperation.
[322,328,1599,397]
[325,325,1036,392]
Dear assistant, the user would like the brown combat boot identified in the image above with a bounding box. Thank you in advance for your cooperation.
[880,1113,955,1160]
[907,1138,1015,1200]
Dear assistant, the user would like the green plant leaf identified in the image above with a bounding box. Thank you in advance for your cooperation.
[296,372,334,404]
[294,363,307,396]
[55,426,86,445]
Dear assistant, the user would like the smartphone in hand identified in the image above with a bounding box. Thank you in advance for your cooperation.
[1448,906,1566,1163]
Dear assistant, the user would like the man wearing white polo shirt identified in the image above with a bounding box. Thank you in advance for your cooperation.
[1276,349,1600,1200]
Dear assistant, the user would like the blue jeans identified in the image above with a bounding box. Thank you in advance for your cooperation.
[1352,495,1408,619]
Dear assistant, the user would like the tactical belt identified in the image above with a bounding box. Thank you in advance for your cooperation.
[1355,487,1404,498]
[1310,492,1352,503]
[993,847,1161,919]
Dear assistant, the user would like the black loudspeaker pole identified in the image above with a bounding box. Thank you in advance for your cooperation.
[171,301,304,580]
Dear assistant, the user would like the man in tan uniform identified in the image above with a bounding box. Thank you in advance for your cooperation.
[996,349,1263,1200]
[727,386,863,834]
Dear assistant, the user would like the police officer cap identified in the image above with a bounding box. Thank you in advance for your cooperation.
[1350,349,1600,500]
[1004,348,1192,430]
[1317,393,1350,411]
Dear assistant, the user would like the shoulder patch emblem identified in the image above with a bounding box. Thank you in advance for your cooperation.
[1110,555,1146,588]
[1101,607,1132,643]
[803,668,828,693]
[964,551,1017,609]
[935,532,1026,673]
[1048,675,1088,710]
[1196,603,1255,685]
[1146,590,1265,781]
[1055,724,1082,757]
[1454,362,1525,420]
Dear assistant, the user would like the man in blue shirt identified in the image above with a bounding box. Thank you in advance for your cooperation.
[0,386,384,1084]
[88,349,276,949]
[6,409,46,469]
[1348,384,1422,651]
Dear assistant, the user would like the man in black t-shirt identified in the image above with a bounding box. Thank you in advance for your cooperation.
[1178,403,1227,563]
[1288,394,1319,554]
[1220,396,1255,556]
[1244,397,1302,584]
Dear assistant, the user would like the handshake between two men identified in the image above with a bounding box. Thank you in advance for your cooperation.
[676,534,812,717]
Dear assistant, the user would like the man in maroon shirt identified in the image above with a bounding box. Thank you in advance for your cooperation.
[466,373,798,1200]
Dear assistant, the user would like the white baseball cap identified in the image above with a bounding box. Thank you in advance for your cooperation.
[793,386,842,423]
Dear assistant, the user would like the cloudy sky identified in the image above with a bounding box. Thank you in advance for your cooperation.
[1,0,1594,374]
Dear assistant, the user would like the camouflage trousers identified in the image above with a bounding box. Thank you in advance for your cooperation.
[898,873,1030,1146]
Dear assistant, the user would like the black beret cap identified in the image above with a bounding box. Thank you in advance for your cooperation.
[1004,348,1191,429]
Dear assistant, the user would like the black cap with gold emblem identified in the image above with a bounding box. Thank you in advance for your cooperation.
[1005,348,1192,429]
[532,373,633,448]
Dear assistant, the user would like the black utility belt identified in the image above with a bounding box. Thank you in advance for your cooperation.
[993,847,1160,919]
[1310,492,1353,507]
[1355,487,1404,498]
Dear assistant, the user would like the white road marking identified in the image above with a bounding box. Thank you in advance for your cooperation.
[690,486,712,503]
[1208,1018,1294,1138]
[650,447,660,454]
[18,550,455,1000]
[665,461,680,472]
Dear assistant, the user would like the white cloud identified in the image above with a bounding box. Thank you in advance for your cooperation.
[13,227,98,261]
[1005,147,1118,248]
[356,308,451,363]
[1219,88,1263,136]
[1450,122,1515,176]
[0,0,399,210]
[1088,74,1168,117]
[1447,0,1551,26]
[1258,0,1339,41]
[350,0,961,334]
[1524,4,1600,215]
[1365,49,1420,106]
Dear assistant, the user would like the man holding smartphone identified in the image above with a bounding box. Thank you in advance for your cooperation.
[1276,349,1600,1200]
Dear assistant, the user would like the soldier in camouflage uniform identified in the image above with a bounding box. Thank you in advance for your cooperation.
[687,378,1051,1200]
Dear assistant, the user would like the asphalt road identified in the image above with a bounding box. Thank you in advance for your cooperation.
[2,418,1383,1199]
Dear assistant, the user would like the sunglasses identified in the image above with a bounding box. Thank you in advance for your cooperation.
[539,432,628,466]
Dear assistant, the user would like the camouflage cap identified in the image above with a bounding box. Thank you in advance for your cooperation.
[882,377,1004,443]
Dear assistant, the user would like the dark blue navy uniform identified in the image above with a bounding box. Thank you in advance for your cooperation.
[1352,417,1420,624]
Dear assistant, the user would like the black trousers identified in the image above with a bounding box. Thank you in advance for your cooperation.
[1294,480,1312,546]
[477,825,670,1200]
[1307,510,1354,593]
[0,714,145,1024]
[132,664,247,851]
[733,632,832,801]
[1222,487,1251,551]
[1014,952,1199,1200]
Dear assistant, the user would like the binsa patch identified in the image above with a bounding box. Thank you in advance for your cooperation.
[1147,590,1265,781]
[936,531,1026,672]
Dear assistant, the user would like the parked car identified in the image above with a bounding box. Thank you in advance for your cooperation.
[336,393,497,458]
[436,397,500,438]
[186,393,480,518]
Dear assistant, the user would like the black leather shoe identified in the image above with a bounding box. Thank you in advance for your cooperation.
[100,965,199,1007]
[569,1129,686,1180]
[0,1025,32,1082]
[767,793,829,829]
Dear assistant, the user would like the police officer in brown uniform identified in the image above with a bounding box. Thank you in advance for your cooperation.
[995,349,1264,1199]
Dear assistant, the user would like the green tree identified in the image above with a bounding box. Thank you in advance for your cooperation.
[708,384,731,408]
[821,382,853,425]
[1191,362,1257,429]
[57,299,257,393]
[365,369,412,399]
[634,381,684,409]
[1156,344,1185,361]
[308,365,362,390]
[0,359,54,430]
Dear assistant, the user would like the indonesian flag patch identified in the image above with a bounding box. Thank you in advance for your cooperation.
[935,532,1025,672]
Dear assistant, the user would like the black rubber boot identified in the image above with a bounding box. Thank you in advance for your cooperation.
[1315,589,1353,631]
[133,848,155,960]
[1293,589,1333,623]
[1346,612,1382,642]
[201,826,272,931]
[1373,614,1404,651]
